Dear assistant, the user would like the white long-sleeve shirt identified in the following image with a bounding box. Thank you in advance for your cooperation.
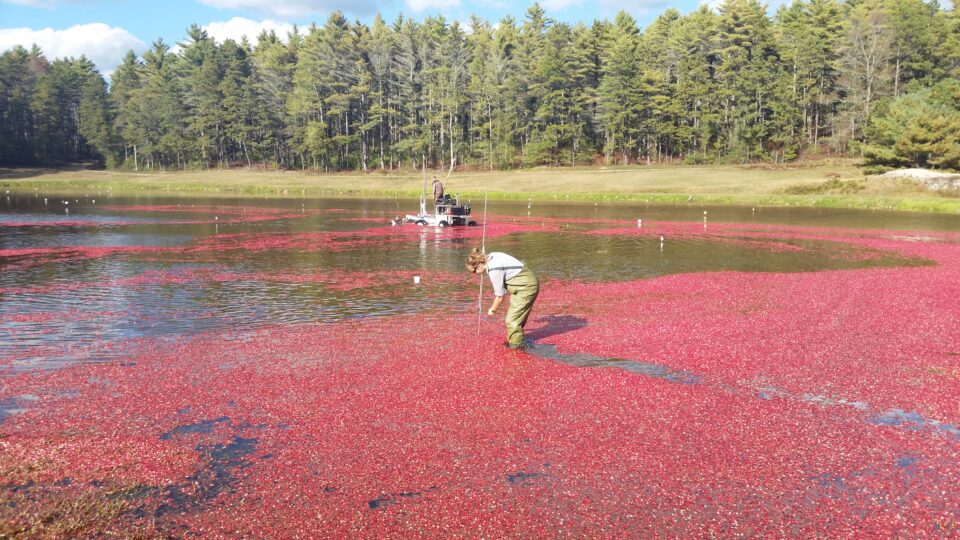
[485,252,524,297]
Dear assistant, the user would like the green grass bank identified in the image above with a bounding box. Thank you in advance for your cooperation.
[2,162,959,214]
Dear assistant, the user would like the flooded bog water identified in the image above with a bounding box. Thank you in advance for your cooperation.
[1,193,955,370]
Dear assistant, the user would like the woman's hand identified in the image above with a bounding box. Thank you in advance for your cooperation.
[487,296,503,316]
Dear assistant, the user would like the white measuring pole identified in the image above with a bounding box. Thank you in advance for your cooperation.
[477,191,488,336]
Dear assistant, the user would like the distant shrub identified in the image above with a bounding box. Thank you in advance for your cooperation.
[863,165,895,175]
[683,154,711,165]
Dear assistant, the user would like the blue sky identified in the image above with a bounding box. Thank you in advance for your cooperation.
[0,0,705,76]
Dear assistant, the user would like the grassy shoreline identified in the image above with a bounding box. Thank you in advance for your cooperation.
[3,163,959,214]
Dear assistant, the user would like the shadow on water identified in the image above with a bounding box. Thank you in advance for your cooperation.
[526,342,700,385]
[367,486,439,510]
[159,416,230,440]
[155,435,259,517]
[870,409,960,440]
[140,415,266,520]
[526,315,588,341]
[506,471,548,486]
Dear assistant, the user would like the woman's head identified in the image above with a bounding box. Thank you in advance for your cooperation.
[465,247,487,273]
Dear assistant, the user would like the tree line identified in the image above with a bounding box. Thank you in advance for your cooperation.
[1,0,959,172]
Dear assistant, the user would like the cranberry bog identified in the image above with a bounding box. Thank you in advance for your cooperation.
[2,194,960,537]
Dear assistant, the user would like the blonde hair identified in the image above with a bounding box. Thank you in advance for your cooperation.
[465,247,486,272]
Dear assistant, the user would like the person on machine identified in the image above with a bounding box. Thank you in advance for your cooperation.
[432,176,444,205]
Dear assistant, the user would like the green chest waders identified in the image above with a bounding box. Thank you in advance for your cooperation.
[503,266,540,348]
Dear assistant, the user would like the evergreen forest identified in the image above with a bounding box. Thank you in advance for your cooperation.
[2,0,960,172]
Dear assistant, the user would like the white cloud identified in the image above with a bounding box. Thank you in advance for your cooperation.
[404,0,460,11]
[196,0,381,18]
[0,23,144,76]
[467,0,507,8]
[201,17,295,45]
[698,0,792,14]
[1,0,54,6]
[541,0,584,11]
[598,0,677,20]
[604,0,666,12]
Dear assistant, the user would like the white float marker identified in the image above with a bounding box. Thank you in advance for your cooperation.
[414,275,421,285]
[703,210,708,230]
[637,218,642,228]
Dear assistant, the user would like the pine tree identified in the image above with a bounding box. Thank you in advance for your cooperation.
[597,11,642,164]
[667,7,721,162]
[289,23,330,170]
[77,59,115,165]
[391,17,429,167]
[492,16,525,167]
[110,51,142,168]
[220,39,261,168]
[714,0,781,162]
[320,13,360,170]
[365,15,396,170]
[0,46,41,165]
[775,0,843,149]
[31,58,85,164]
[529,22,574,165]
[466,16,497,169]
[177,25,225,168]
[942,8,960,78]
[640,9,681,162]
[886,0,948,96]
[566,23,602,165]
[252,28,298,168]
[128,39,187,170]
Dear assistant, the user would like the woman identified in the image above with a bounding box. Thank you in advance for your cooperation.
[466,248,539,349]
